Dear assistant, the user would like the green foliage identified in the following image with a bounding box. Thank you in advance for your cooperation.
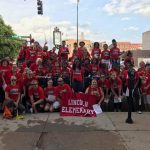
[0,16,23,59]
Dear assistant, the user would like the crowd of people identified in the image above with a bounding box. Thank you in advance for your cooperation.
[0,39,150,118]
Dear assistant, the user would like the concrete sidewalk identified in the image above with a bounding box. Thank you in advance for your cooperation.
[0,112,149,150]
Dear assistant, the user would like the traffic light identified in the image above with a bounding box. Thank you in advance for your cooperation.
[37,0,43,15]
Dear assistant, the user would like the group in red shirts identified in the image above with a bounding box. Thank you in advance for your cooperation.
[0,39,150,117]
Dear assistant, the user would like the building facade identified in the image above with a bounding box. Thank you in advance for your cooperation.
[143,31,150,50]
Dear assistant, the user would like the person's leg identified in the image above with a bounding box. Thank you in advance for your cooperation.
[114,103,118,112]
[77,81,83,92]
[18,103,26,114]
[118,102,122,112]
[36,102,44,113]
[44,103,50,112]
[146,95,150,111]
[72,80,77,93]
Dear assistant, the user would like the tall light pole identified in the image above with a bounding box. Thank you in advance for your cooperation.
[77,0,79,46]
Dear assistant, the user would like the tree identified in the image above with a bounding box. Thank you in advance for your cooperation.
[0,16,23,59]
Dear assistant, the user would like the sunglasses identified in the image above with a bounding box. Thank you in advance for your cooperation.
[58,80,63,82]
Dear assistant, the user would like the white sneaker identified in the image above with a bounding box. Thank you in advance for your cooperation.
[138,111,142,114]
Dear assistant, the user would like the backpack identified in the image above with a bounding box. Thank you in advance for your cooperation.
[3,106,13,119]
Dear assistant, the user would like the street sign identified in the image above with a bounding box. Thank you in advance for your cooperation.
[53,27,61,46]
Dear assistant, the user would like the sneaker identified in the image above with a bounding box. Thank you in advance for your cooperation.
[138,111,142,114]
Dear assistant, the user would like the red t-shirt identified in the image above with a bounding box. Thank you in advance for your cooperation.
[61,68,70,77]
[0,65,12,86]
[110,47,120,59]
[98,79,110,89]
[5,84,20,102]
[44,87,55,97]
[90,64,99,75]
[26,48,37,62]
[30,63,38,71]
[123,70,139,87]
[55,84,72,98]
[23,77,37,88]
[28,86,45,101]
[71,67,84,82]
[91,48,101,57]
[18,46,28,60]
[36,50,43,60]
[59,47,69,60]
[52,66,61,76]
[101,50,110,60]
[109,77,122,90]
[35,69,46,76]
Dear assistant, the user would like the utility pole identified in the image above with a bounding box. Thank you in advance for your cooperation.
[77,0,79,46]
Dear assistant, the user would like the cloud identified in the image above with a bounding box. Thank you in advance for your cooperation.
[124,26,139,31]
[103,0,150,17]
[6,16,105,47]
[121,17,130,21]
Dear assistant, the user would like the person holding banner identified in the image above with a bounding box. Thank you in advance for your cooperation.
[55,77,72,105]
[85,79,104,105]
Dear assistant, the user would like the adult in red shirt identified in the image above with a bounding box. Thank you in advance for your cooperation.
[109,71,122,112]
[61,61,71,85]
[58,41,69,62]
[22,70,37,107]
[143,64,150,111]
[137,61,146,78]
[85,79,104,105]
[5,64,22,85]
[55,77,72,105]
[98,74,110,101]
[17,59,27,74]
[18,40,28,61]
[0,59,12,105]
[25,45,37,67]
[91,42,101,59]
[4,76,25,115]
[36,44,44,60]
[124,51,134,68]
[110,39,120,69]
[28,80,45,113]
[30,58,43,72]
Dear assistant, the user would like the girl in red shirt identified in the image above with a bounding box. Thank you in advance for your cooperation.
[109,71,122,112]
[91,42,101,59]
[101,44,110,69]
[44,79,58,112]
[71,59,84,92]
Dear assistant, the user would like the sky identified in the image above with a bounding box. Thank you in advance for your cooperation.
[0,0,150,47]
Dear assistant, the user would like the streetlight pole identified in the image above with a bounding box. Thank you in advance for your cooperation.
[77,0,79,46]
